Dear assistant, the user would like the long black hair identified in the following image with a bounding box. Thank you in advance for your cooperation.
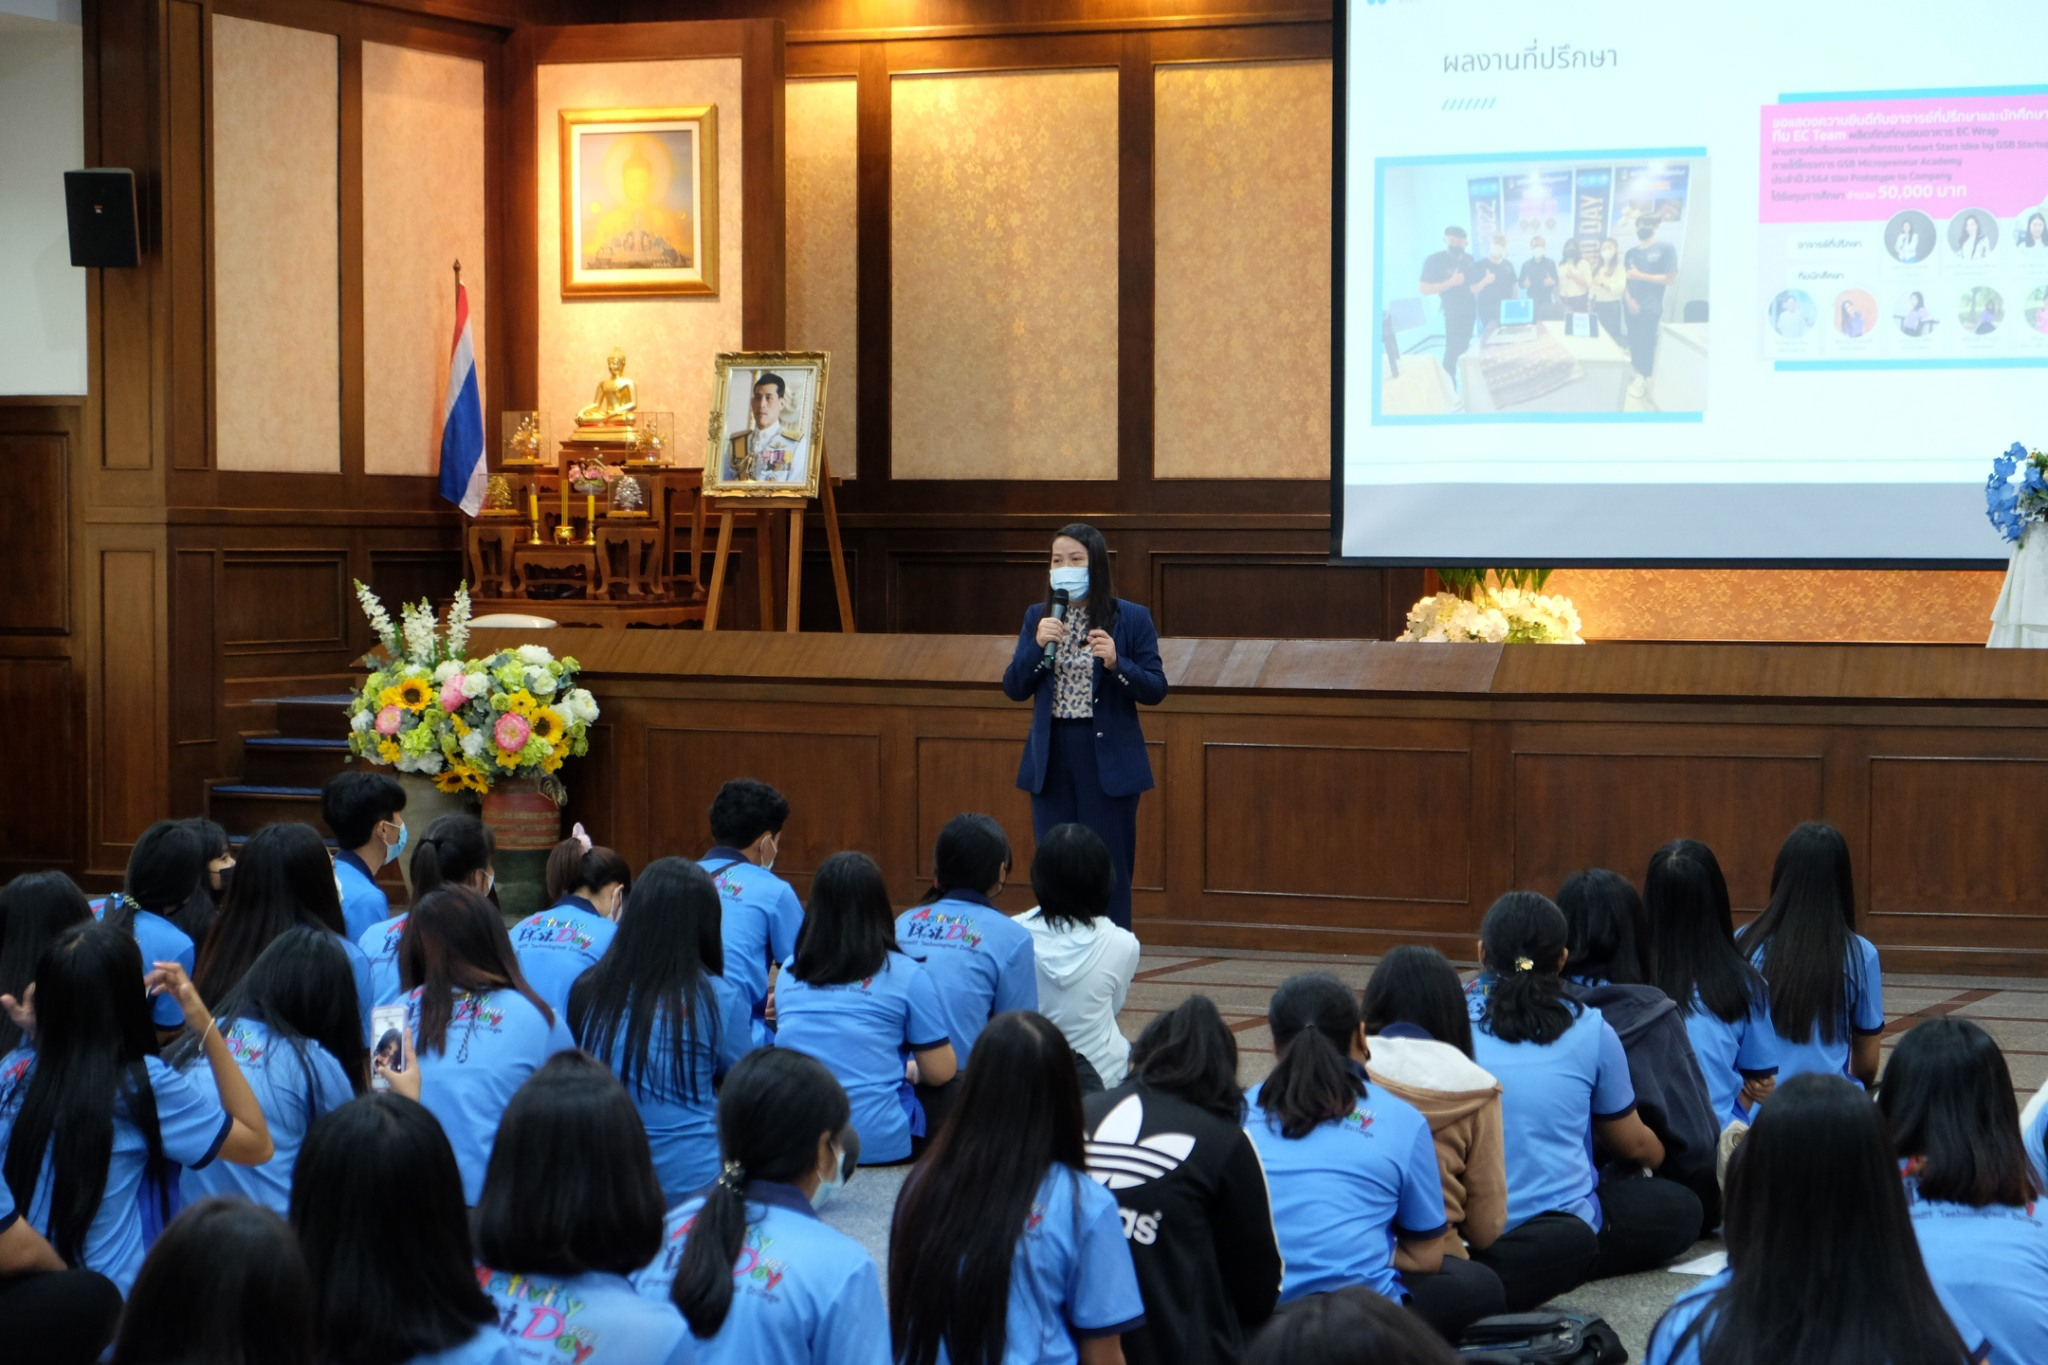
[1127,994,1245,1124]
[1645,839,1767,1025]
[891,1012,1087,1365]
[196,822,346,1006]
[791,852,902,987]
[568,857,724,1103]
[1030,823,1113,932]
[544,837,631,905]
[173,817,232,950]
[407,814,495,895]
[1044,522,1120,631]
[1665,1073,1974,1365]
[103,819,207,937]
[1362,945,1475,1058]
[1556,869,1650,985]
[0,870,91,1056]
[916,813,1010,906]
[111,1197,315,1365]
[400,886,553,1052]
[2,923,168,1264]
[1476,892,1576,1046]
[1259,973,1366,1140]
[1736,822,1860,1044]
[170,926,369,1105]
[672,1048,851,1336]
[476,1052,665,1277]
[1878,1017,2037,1208]
[290,1094,498,1365]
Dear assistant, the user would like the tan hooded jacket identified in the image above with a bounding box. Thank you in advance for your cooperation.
[1366,1031,1507,1259]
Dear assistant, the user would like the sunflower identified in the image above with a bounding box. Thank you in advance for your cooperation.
[376,739,403,765]
[395,677,433,711]
[529,708,566,745]
[435,763,489,795]
[376,685,406,712]
[541,746,567,775]
[452,715,471,738]
[506,689,540,720]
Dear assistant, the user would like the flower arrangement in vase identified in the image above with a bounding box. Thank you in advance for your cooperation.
[1985,441,2048,543]
[346,581,474,776]
[1400,568,1584,644]
[433,644,599,804]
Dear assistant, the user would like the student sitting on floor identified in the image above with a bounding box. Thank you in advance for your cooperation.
[109,1198,313,1365]
[321,769,408,942]
[361,814,496,1008]
[511,832,628,1020]
[1018,823,1141,1093]
[699,779,805,1047]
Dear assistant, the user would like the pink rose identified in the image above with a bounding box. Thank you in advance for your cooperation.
[494,712,532,753]
[440,675,467,712]
[375,705,404,736]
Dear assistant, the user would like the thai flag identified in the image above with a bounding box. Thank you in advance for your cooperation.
[437,282,487,516]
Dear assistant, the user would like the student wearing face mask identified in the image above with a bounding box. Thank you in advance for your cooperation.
[1002,523,1168,931]
[1590,237,1627,346]
[1624,216,1680,401]
[321,771,409,942]
[1419,225,1489,382]
[1475,234,1519,328]
[700,779,804,1046]
[1520,237,1560,320]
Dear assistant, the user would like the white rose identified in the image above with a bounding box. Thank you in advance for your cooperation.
[526,667,558,695]
[433,660,462,684]
[516,644,553,666]
[461,730,489,759]
[350,709,372,733]
[462,673,490,699]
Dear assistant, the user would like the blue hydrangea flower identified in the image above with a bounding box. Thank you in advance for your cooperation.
[1987,442,2030,543]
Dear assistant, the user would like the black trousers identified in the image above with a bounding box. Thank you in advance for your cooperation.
[1032,720,1141,930]
[1400,1254,1506,1341]
[1442,309,1476,385]
[1627,304,1662,378]
[1473,1174,1703,1311]
[1471,1212,1601,1312]
[0,1268,122,1365]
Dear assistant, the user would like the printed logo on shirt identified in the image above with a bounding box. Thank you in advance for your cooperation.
[1116,1207,1164,1246]
[714,872,745,901]
[451,997,507,1031]
[1339,1107,1378,1137]
[901,906,984,951]
[224,1027,267,1067]
[378,916,408,953]
[516,916,597,953]
[1084,1095,1198,1191]
[661,1215,791,1293]
[479,1271,601,1364]
[0,1053,30,1105]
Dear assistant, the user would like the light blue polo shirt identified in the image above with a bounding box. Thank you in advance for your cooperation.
[338,931,379,1046]
[336,849,393,942]
[404,1328,517,1365]
[773,953,951,1164]
[970,1163,1143,1365]
[91,897,196,1031]
[1468,980,1636,1231]
[511,896,618,1020]
[1645,1267,1988,1364]
[1679,987,1779,1125]
[409,987,576,1203]
[1906,1188,2048,1365]
[893,891,1037,1067]
[1245,1072,1446,1302]
[1750,933,1884,1084]
[479,1266,693,1365]
[632,1181,891,1365]
[2025,1097,2047,1198]
[580,977,752,1205]
[0,1047,231,1293]
[701,850,804,1046]
[360,912,409,1006]
[179,1016,357,1216]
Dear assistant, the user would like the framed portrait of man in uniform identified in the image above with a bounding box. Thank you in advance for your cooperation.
[702,352,830,499]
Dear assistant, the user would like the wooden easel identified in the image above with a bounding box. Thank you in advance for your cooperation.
[702,449,854,632]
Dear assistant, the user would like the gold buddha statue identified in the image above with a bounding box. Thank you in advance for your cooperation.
[573,349,638,438]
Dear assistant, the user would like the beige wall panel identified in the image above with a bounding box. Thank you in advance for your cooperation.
[1154,60,1331,480]
[786,77,858,479]
[1542,569,2004,642]
[211,16,340,472]
[891,69,1119,481]
[362,43,485,476]
[538,59,743,455]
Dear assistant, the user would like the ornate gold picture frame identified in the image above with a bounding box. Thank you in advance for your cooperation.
[703,352,830,500]
[560,105,718,298]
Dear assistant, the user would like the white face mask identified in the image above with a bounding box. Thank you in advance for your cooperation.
[811,1140,847,1210]
[1048,566,1090,599]
[1602,247,1618,260]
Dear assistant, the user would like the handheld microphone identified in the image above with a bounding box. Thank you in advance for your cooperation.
[1040,589,1070,669]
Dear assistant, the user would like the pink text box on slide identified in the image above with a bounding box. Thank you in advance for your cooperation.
[1760,93,2048,225]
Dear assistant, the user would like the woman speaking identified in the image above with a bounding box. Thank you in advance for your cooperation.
[1002,523,1167,930]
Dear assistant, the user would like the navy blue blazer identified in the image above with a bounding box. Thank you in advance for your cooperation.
[1002,597,1168,798]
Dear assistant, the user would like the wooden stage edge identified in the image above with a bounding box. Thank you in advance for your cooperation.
[470,630,2048,976]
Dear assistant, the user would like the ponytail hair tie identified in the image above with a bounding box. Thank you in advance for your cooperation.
[571,822,593,853]
[717,1159,746,1193]
[1514,956,1535,973]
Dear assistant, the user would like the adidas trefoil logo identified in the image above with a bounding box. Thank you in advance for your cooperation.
[1085,1094,1196,1191]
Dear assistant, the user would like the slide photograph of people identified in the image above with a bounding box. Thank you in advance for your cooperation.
[1961,286,2005,335]
[1375,152,1709,420]
[1769,289,1817,338]
[702,351,831,498]
[1949,209,1999,261]
[1884,210,1935,264]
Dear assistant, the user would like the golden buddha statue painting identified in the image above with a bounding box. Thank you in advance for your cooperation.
[574,349,638,437]
[581,131,694,271]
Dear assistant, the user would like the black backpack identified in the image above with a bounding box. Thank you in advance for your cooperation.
[1458,1311,1628,1364]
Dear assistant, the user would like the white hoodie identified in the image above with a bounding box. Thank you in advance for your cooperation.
[1016,907,1142,1087]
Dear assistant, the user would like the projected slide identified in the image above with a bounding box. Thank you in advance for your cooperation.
[1339,0,2048,563]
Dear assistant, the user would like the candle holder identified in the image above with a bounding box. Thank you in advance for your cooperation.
[525,478,544,545]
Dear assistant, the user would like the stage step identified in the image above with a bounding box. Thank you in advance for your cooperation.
[240,735,353,788]
[206,782,323,833]
[268,693,356,741]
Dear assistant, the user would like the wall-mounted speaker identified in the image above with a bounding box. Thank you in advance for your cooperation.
[64,169,140,269]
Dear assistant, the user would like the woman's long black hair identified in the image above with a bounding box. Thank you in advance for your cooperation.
[195,822,347,1006]
[1476,892,1577,1046]
[791,852,902,987]
[1127,994,1244,1124]
[290,1094,498,1365]
[913,813,1010,906]
[1665,1073,1974,1365]
[112,1197,315,1365]
[1736,822,1860,1045]
[1043,522,1120,632]
[2,923,168,1264]
[174,817,233,950]
[0,870,92,1056]
[407,814,496,896]
[476,1052,665,1278]
[399,886,553,1053]
[170,926,370,1105]
[568,857,724,1103]
[1878,1017,2038,1208]
[891,1012,1087,1365]
[1645,839,1767,1025]
[672,1048,850,1337]
[102,819,207,938]
[1362,945,1475,1058]
[1260,973,1366,1140]
[1556,869,1650,985]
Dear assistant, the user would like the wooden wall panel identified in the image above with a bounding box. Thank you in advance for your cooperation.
[220,553,348,655]
[1867,757,2048,919]
[97,547,161,847]
[0,658,78,871]
[0,434,71,634]
[1155,555,1390,640]
[171,550,218,744]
